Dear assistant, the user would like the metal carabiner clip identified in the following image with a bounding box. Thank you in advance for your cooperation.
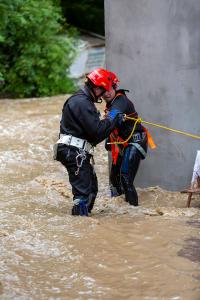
[75,150,86,175]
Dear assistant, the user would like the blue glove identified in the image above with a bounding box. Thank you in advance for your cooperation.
[108,109,125,126]
[108,109,121,120]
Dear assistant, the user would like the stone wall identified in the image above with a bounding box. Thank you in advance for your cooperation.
[105,0,200,190]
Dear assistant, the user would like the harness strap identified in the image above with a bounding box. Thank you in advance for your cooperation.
[110,129,127,165]
[130,143,147,158]
[142,126,156,149]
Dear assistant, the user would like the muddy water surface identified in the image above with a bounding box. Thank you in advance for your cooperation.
[0,96,200,300]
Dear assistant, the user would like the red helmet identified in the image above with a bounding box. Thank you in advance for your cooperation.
[87,68,119,91]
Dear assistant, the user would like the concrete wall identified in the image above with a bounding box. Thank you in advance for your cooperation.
[105,0,200,190]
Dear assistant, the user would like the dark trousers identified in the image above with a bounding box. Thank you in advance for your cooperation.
[57,145,98,211]
[110,145,141,206]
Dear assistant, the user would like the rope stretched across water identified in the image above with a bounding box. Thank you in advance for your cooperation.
[126,115,200,140]
[107,114,200,145]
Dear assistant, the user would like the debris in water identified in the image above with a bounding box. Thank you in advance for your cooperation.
[143,207,164,216]
[0,229,9,237]
[36,177,72,198]
[155,207,164,215]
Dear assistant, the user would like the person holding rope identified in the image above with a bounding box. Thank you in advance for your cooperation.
[103,72,148,206]
[54,68,124,216]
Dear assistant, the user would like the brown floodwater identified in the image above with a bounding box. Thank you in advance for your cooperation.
[0,96,199,300]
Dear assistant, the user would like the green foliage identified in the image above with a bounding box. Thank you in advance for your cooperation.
[0,0,78,98]
[60,0,104,35]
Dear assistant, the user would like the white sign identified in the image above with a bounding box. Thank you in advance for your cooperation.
[191,150,200,185]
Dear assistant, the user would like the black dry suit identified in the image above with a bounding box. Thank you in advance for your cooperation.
[56,87,121,216]
[105,89,148,206]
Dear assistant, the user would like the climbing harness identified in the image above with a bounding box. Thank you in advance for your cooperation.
[75,149,87,175]
[108,115,154,147]
[105,92,156,151]
[55,134,94,154]
[108,117,142,145]
[53,134,94,162]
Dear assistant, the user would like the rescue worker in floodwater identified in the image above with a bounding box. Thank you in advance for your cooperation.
[103,72,148,206]
[54,68,124,216]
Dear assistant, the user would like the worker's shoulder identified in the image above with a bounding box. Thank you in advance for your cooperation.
[117,89,129,95]
[115,89,129,100]
[68,89,85,100]
[68,89,91,104]
[112,90,127,105]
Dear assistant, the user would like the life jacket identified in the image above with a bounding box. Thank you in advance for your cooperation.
[105,92,129,164]
[105,93,156,165]
[110,128,128,165]
[142,126,156,150]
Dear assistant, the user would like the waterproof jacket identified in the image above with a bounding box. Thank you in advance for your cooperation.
[105,90,148,156]
[105,90,144,138]
[60,87,119,146]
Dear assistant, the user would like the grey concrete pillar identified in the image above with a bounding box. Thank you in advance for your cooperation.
[105,0,200,190]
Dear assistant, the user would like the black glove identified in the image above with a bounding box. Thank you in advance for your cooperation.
[108,109,125,126]
[116,112,126,125]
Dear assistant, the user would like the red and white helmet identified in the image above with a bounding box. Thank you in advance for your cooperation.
[87,68,119,91]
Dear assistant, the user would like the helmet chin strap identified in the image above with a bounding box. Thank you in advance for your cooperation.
[96,98,102,103]
[91,87,105,103]
[85,82,105,103]
[95,89,104,103]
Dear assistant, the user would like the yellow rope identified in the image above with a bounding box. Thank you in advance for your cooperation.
[108,115,200,145]
[107,117,141,145]
[126,116,200,140]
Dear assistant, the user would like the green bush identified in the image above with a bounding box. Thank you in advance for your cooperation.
[0,0,77,98]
